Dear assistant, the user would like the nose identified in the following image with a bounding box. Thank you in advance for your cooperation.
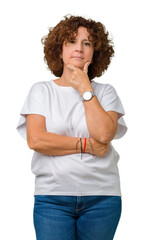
[75,42,83,52]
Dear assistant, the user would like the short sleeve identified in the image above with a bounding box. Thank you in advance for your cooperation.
[16,82,47,140]
[101,84,128,139]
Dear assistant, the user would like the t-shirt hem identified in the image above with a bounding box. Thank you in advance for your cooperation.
[34,191,122,197]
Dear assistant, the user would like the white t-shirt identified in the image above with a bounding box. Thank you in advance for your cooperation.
[16,79,127,196]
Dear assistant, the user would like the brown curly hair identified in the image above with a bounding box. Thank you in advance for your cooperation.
[41,14,114,80]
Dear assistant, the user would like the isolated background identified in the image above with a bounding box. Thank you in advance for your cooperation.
[0,0,143,239]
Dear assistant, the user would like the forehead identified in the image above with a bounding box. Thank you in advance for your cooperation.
[74,27,89,37]
[72,27,92,40]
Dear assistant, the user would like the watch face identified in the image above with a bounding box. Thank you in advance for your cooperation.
[83,91,92,100]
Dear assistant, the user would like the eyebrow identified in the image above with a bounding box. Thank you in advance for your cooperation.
[70,36,93,42]
[82,38,93,42]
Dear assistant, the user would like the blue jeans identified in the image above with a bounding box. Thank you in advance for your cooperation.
[33,195,122,240]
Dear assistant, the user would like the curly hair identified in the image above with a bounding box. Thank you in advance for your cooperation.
[41,14,114,80]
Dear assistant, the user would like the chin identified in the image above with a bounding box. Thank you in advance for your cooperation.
[71,62,84,69]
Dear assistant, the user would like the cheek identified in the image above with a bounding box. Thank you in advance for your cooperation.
[86,51,94,61]
[62,48,72,61]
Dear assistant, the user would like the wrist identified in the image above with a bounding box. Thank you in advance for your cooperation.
[85,138,90,153]
[76,137,93,155]
[79,85,93,96]
[86,137,94,154]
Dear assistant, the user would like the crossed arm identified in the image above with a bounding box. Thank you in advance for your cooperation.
[26,108,118,157]
[26,61,119,157]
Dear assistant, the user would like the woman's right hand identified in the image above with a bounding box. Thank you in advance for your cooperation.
[86,137,110,157]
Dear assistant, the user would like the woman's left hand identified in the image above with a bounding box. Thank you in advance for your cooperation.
[66,62,93,95]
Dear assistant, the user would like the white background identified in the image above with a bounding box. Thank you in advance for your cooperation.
[0,0,143,239]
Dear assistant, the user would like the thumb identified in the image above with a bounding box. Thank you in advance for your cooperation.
[83,62,91,73]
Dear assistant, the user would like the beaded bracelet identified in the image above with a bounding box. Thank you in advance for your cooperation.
[83,138,86,153]
[88,138,93,155]
[76,137,95,159]
[80,138,83,159]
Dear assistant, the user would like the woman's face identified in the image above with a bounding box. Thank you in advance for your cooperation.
[61,27,94,70]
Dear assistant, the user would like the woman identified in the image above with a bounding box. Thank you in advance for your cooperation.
[16,15,127,240]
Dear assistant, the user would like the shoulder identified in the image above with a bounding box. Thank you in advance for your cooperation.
[91,81,116,99]
[29,81,52,97]
[29,81,48,92]
[91,80,115,91]
[91,81,117,96]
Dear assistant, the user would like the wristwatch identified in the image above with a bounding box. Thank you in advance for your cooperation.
[81,90,95,101]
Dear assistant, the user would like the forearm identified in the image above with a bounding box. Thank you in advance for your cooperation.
[83,96,114,143]
[66,65,116,144]
[29,131,89,156]
[34,146,81,156]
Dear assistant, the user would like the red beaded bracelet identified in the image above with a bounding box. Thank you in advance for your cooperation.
[83,138,86,153]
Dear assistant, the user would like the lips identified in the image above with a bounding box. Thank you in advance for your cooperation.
[72,56,84,59]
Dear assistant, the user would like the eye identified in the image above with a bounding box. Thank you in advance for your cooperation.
[84,42,91,46]
[64,40,75,46]
[69,40,75,44]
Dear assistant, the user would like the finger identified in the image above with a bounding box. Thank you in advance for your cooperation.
[83,62,91,73]
[67,64,75,71]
